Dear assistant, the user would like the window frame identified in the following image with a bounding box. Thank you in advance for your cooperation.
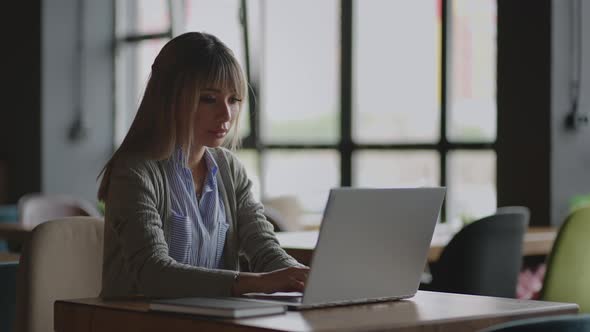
[114,0,498,222]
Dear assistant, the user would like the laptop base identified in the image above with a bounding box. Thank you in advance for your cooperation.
[244,293,415,310]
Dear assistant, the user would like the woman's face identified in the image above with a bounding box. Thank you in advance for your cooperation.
[193,87,241,148]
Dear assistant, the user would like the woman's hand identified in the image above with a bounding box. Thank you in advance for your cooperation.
[231,266,310,296]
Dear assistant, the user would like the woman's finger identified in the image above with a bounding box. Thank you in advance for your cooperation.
[291,270,308,282]
[288,278,305,292]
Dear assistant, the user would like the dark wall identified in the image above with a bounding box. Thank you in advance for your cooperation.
[41,0,114,203]
[497,0,590,226]
[550,1,590,226]
[1,1,42,203]
[497,0,552,226]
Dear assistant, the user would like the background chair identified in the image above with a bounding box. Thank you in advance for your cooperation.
[18,193,101,228]
[263,205,290,232]
[422,207,529,297]
[0,261,18,332]
[262,195,305,232]
[495,206,531,215]
[479,314,590,332]
[15,217,103,332]
[540,206,590,313]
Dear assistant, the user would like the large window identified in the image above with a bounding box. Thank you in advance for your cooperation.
[115,0,497,227]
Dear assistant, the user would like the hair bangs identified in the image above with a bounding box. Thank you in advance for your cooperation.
[200,51,246,100]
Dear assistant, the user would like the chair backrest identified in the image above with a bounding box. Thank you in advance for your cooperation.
[15,217,104,332]
[541,206,590,313]
[262,195,304,232]
[263,205,290,232]
[495,206,531,216]
[479,314,590,332]
[18,193,101,228]
[430,207,529,297]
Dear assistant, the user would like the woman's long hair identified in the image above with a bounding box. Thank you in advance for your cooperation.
[97,32,247,201]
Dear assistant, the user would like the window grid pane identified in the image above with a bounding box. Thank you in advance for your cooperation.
[447,0,497,142]
[116,0,170,36]
[263,150,340,214]
[136,0,169,35]
[446,150,496,225]
[353,0,439,143]
[261,0,340,143]
[353,151,440,188]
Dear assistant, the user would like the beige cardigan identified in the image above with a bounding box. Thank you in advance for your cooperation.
[100,147,300,299]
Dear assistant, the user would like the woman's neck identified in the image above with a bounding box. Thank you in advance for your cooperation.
[187,146,206,169]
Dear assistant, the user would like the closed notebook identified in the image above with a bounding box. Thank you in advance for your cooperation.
[150,297,286,318]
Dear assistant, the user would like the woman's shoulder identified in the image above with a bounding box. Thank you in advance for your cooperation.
[208,147,239,168]
[208,147,248,178]
[107,154,169,203]
[110,154,166,180]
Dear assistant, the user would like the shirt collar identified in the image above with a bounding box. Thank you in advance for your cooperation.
[202,149,219,177]
[202,150,218,194]
[171,147,218,177]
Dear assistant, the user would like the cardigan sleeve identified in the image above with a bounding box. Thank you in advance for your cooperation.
[227,153,304,272]
[103,158,238,298]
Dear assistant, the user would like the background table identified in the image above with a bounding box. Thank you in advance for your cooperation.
[0,251,19,262]
[277,226,557,266]
[0,223,32,243]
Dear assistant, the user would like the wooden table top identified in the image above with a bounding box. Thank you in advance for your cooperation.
[54,291,578,332]
[277,226,557,265]
[0,251,19,262]
[0,222,33,243]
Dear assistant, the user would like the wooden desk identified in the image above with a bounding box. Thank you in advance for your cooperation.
[54,291,577,332]
[277,226,557,266]
[0,223,33,243]
[0,252,19,262]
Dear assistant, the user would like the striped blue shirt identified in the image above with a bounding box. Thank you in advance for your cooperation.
[164,148,229,268]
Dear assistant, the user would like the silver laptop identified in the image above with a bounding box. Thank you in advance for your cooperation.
[246,187,446,310]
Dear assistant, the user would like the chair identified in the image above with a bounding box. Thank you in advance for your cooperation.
[263,205,290,232]
[479,314,590,332]
[540,206,590,313]
[495,206,531,215]
[15,217,104,332]
[422,207,529,297]
[0,261,18,332]
[262,195,304,232]
[18,193,101,228]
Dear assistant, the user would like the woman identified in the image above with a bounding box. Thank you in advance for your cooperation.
[98,32,308,299]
